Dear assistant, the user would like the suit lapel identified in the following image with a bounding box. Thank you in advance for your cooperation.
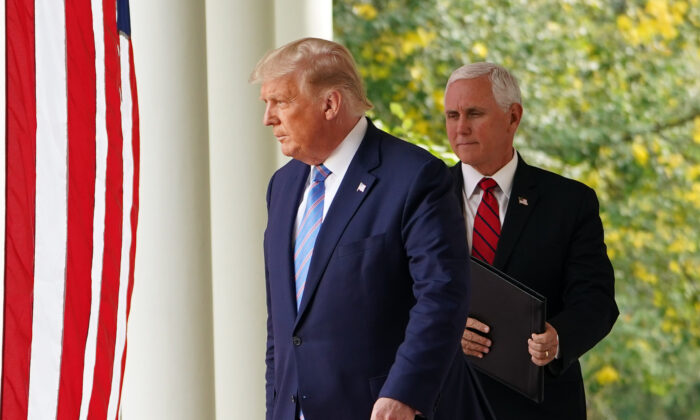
[493,155,538,270]
[271,160,309,317]
[295,121,381,324]
[450,163,466,216]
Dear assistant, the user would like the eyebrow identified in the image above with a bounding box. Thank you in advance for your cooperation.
[445,106,485,114]
[260,92,296,102]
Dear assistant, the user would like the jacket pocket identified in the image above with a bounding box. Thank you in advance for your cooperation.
[337,233,385,257]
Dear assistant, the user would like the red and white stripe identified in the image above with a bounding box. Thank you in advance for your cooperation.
[2,1,140,419]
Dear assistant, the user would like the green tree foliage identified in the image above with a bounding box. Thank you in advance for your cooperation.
[335,1,700,418]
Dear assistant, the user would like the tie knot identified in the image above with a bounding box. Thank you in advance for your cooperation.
[313,164,332,182]
[478,177,498,192]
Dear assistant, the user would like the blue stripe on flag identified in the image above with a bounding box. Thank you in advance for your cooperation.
[117,0,131,36]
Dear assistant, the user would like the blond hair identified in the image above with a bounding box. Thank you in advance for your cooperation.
[250,37,373,115]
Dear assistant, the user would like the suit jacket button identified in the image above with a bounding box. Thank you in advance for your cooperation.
[291,395,297,403]
[292,336,302,346]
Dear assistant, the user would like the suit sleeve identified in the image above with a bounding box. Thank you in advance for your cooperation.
[264,175,275,419]
[378,158,471,415]
[548,186,619,374]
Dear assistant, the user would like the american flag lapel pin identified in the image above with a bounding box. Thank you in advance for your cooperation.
[518,196,528,206]
[357,182,366,193]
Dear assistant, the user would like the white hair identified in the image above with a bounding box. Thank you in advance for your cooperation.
[446,62,521,110]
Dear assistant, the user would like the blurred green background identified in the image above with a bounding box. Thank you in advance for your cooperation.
[334,0,700,418]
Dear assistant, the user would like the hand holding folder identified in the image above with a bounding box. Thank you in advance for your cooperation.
[466,257,546,403]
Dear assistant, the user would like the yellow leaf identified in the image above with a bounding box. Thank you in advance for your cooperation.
[595,365,620,385]
[401,31,424,55]
[672,1,689,14]
[416,28,436,47]
[668,260,682,274]
[409,65,424,80]
[645,0,669,18]
[653,291,663,307]
[414,121,430,136]
[617,15,633,31]
[664,153,684,169]
[634,262,658,284]
[661,319,673,332]
[432,89,445,113]
[632,143,649,166]
[472,42,488,58]
[637,339,652,351]
[669,237,696,253]
[352,4,378,20]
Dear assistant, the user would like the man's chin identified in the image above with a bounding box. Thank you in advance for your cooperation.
[454,150,478,165]
[279,144,298,159]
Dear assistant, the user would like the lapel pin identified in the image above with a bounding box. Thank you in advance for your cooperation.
[518,196,528,206]
[357,182,366,193]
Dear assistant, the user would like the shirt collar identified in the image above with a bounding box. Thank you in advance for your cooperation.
[461,149,519,198]
[321,116,367,177]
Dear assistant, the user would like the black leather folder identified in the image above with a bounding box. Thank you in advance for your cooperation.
[467,257,546,403]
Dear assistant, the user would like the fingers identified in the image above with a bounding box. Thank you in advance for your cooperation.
[530,322,557,343]
[462,336,490,358]
[370,397,416,420]
[463,326,491,347]
[529,350,552,366]
[462,318,492,358]
[528,322,558,366]
[466,317,490,334]
[528,338,554,366]
[528,341,556,364]
[527,338,553,352]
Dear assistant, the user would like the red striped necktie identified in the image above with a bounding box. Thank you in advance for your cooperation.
[472,178,501,264]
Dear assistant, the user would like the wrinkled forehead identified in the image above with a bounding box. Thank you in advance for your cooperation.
[261,71,320,100]
[260,74,300,99]
[445,78,496,105]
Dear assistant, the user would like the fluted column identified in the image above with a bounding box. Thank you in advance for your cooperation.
[121,0,215,418]
[205,1,333,419]
[205,1,276,419]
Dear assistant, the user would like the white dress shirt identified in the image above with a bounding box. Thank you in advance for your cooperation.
[461,150,518,252]
[295,117,368,234]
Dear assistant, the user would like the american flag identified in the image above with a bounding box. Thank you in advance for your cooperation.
[2,0,140,418]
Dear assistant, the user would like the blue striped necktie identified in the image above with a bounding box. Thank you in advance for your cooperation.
[294,164,331,310]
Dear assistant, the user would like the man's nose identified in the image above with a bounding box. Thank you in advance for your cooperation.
[263,104,277,126]
[457,115,471,134]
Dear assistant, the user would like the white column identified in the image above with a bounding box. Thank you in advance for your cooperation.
[204,1,276,419]
[206,0,334,418]
[274,0,333,46]
[121,0,215,419]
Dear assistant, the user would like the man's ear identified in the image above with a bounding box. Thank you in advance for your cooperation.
[323,90,342,120]
[508,103,523,130]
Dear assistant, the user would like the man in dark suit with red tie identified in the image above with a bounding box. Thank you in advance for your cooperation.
[251,38,490,420]
[445,62,619,419]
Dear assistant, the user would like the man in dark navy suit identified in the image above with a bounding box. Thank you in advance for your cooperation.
[251,38,489,420]
[445,62,618,419]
